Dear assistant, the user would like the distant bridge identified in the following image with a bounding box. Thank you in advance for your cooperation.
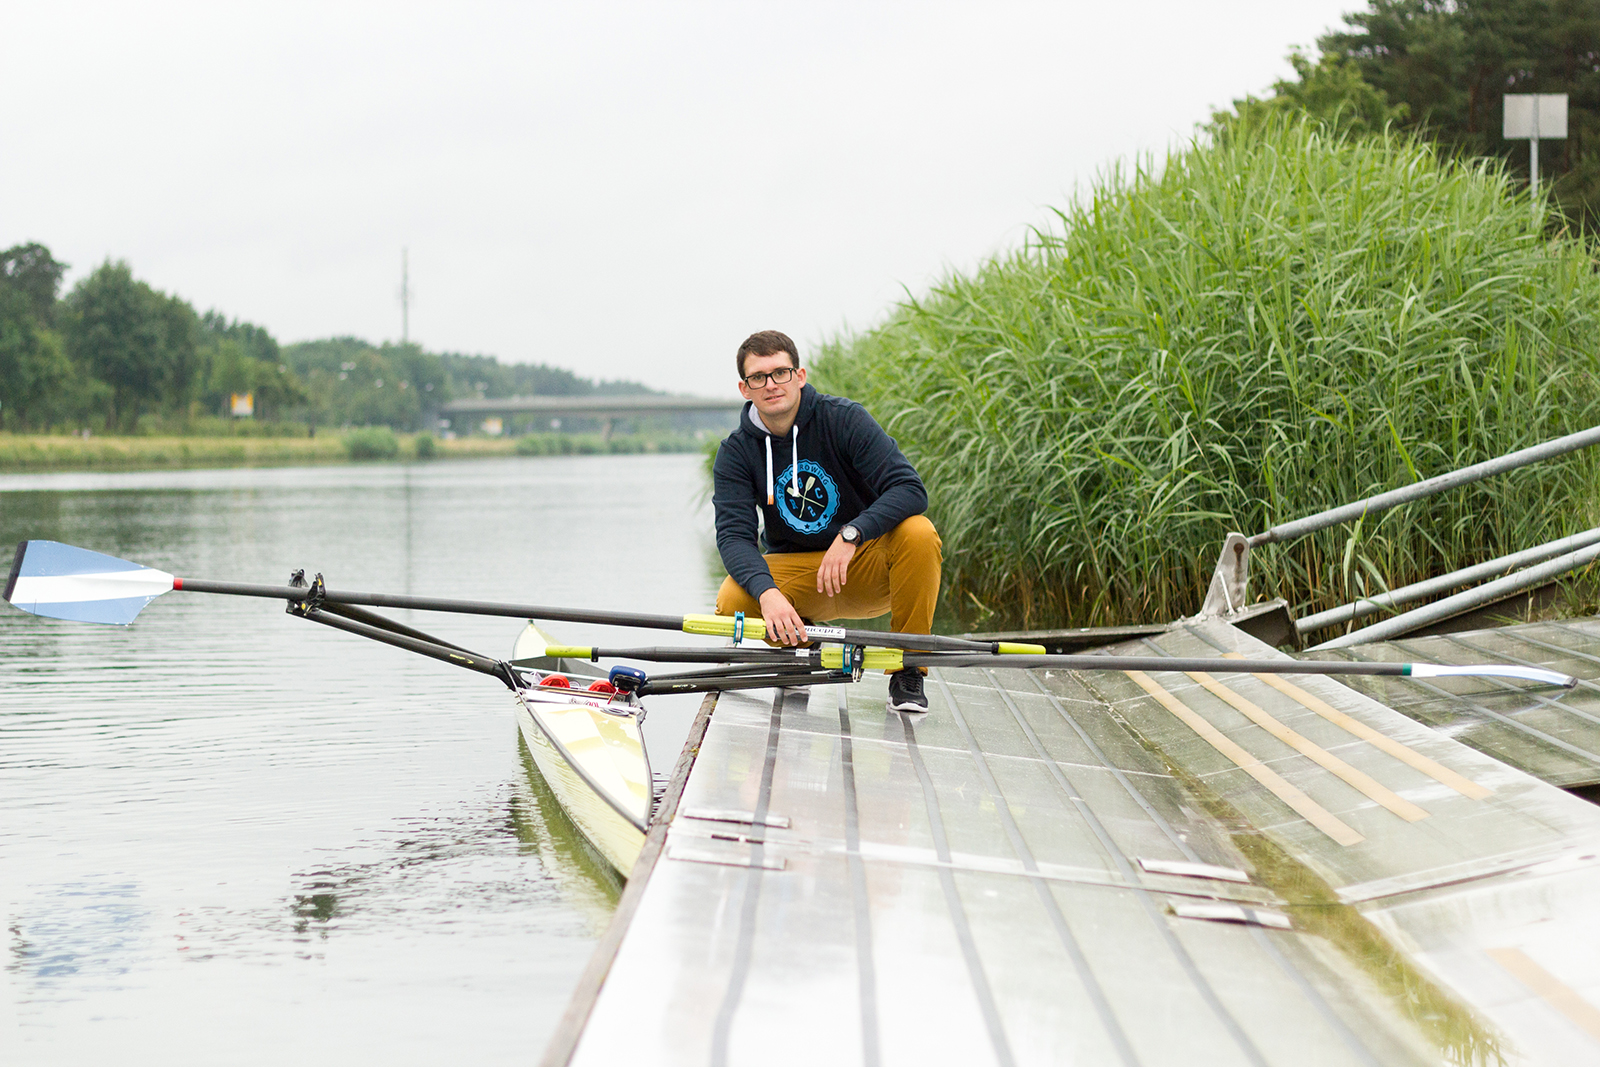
[439,394,744,419]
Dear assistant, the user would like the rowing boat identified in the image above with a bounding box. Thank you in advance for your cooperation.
[510,623,651,876]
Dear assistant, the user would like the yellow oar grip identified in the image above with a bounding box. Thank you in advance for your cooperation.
[997,642,1047,655]
[820,647,904,671]
[542,645,595,659]
[682,613,770,641]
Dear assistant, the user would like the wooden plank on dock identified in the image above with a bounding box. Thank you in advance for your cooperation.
[1308,617,1600,788]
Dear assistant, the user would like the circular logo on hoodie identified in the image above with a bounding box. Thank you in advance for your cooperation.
[777,460,838,534]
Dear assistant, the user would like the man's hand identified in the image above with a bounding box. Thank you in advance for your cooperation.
[759,588,808,646]
[817,535,857,598]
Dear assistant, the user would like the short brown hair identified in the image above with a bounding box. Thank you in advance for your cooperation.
[736,330,799,378]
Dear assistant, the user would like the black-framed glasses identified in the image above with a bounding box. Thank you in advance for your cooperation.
[742,366,798,388]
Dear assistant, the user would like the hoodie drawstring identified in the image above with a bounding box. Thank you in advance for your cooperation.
[755,409,800,506]
[789,424,799,499]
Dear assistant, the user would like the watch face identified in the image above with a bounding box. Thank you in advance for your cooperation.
[842,525,860,543]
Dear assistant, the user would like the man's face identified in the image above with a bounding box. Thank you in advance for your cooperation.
[737,351,806,421]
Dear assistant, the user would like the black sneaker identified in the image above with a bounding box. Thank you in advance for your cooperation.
[886,668,929,712]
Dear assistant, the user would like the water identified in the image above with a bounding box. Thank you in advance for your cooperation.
[0,455,720,1065]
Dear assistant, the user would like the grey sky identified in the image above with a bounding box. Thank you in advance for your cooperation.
[3,1,1357,396]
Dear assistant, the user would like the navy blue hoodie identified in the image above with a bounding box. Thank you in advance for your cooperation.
[713,384,928,600]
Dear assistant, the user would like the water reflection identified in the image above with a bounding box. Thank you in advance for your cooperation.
[508,737,623,926]
[10,882,147,982]
[0,455,715,1065]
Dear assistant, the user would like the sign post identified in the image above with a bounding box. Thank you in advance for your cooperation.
[1504,93,1568,216]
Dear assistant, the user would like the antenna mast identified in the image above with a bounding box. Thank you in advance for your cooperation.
[400,247,411,345]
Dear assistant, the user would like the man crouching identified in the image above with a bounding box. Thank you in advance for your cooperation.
[712,329,942,712]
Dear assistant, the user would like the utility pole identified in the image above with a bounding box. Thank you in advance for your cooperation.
[400,247,411,345]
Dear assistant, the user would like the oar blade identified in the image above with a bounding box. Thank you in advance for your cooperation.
[1408,662,1577,688]
[4,541,175,625]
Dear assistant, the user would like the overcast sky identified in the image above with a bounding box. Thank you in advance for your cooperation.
[2,1,1357,396]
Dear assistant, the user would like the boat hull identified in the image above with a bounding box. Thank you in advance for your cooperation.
[511,625,650,877]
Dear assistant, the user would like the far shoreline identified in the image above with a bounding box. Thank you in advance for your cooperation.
[0,431,702,473]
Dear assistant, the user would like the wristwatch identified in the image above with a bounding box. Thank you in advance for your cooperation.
[840,524,861,545]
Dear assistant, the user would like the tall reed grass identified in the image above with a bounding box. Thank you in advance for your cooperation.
[814,120,1600,630]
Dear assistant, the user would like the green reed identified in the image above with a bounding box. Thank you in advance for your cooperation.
[813,119,1600,631]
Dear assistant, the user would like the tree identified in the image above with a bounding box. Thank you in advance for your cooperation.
[1319,0,1600,229]
[62,261,200,431]
[1,243,67,324]
[1216,51,1410,138]
[0,243,73,430]
[199,313,308,422]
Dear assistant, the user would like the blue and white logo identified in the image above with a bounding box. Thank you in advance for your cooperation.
[776,460,839,534]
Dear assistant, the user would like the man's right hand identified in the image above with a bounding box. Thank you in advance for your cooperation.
[758,588,808,646]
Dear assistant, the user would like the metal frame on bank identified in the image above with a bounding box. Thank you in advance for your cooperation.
[1196,423,1600,648]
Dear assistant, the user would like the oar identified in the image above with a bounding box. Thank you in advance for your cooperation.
[898,653,1576,688]
[536,641,1575,687]
[3,540,1043,654]
[535,644,828,665]
[5,541,1576,688]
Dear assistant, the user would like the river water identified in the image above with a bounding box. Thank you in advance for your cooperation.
[0,455,720,1065]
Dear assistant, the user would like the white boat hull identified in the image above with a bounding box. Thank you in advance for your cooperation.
[512,625,651,877]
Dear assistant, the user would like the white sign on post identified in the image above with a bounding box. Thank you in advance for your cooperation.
[1503,93,1568,203]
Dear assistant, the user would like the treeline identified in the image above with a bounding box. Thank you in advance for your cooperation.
[0,243,653,433]
[1220,0,1600,231]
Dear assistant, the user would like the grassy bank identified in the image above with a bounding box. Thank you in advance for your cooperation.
[0,430,707,471]
[814,119,1600,631]
[0,432,456,470]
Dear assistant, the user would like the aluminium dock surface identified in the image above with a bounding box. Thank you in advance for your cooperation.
[549,619,1600,1066]
[1307,616,1600,788]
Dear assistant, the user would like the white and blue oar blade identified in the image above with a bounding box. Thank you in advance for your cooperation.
[4,541,175,625]
[1408,662,1578,688]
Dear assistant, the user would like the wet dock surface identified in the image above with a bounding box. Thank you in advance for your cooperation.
[551,619,1600,1066]
[1308,617,1600,789]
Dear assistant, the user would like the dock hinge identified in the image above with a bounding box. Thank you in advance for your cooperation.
[1137,857,1252,884]
[1198,532,1251,618]
[1170,902,1291,929]
[679,807,792,830]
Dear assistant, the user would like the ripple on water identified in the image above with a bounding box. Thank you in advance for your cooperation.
[1,456,707,1064]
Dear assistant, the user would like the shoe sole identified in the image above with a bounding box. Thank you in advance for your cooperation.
[886,698,930,713]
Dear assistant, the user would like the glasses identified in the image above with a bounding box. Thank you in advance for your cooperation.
[742,366,798,388]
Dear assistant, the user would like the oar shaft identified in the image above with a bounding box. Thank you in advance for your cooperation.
[175,577,686,630]
[904,654,1407,675]
[552,645,816,664]
[904,653,1576,687]
[172,577,1035,654]
[640,670,846,697]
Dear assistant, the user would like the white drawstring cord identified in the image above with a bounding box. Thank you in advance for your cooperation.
[764,435,774,505]
[788,424,799,497]
[757,410,800,505]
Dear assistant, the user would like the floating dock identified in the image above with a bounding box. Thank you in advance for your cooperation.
[542,617,1600,1065]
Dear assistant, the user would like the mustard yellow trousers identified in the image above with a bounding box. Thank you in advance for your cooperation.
[714,515,943,636]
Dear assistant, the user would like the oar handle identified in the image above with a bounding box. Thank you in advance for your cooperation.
[679,613,1042,654]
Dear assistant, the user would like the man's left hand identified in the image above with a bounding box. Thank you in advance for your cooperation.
[817,535,857,597]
